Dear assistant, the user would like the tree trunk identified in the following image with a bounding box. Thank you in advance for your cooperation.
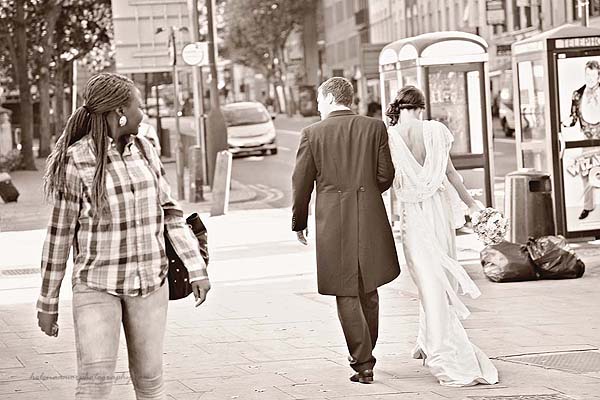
[38,69,52,157]
[54,60,65,135]
[14,0,36,170]
[38,5,60,158]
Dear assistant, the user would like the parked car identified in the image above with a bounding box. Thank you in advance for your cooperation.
[498,99,515,137]
[222,102,277,156]
[496,86,515,137]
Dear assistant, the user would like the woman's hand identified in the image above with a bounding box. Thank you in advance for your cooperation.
[37,312,59,337]
[192,279,211,308]
[469,201,484,217]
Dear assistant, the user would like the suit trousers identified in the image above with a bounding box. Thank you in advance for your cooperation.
[336,274,379,372]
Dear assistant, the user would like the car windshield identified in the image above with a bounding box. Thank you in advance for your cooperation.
[223,106,270,126]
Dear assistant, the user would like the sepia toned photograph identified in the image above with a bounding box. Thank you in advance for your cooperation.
[1,1,600,399]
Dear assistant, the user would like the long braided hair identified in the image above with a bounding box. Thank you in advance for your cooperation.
[43,73,135,214]
[385,85,426,126]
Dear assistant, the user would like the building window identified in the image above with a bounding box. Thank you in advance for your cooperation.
[513,1,532,29]
[346,0,354,20]
[336,41,346,63]
[327,44,336,66]
[428,1,433,33]
[324,6,333,27]
[455,1,461,29]
[348,35,358,59]
[335,1,344,23]
[446,5,450,30]
[573,0,600,19]
[593,0,600,16]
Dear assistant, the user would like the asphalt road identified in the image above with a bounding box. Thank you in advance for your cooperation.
[157,115,518,210]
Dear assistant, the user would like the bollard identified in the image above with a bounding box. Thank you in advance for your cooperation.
[0,107,13,156]
[210,150,232,216]
[188,145,205,203]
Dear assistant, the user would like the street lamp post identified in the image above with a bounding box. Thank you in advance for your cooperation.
[187,0,207,202]
[579,0,590,27]
[204,0,228,187]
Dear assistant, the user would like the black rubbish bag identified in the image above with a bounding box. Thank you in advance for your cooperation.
[526,235,585,280]
[480,241,538,282]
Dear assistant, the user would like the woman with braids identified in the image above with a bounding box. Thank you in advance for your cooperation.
[385,86,498,387]
[36,73,211,399]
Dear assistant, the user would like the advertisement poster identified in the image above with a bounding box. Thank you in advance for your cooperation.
[562,147,600,232]
[428,69,469,154]
[557,55,600,142]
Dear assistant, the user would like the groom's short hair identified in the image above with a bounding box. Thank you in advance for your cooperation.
[319,77,354,107]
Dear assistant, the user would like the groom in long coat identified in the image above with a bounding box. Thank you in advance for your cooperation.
[292,77,400,383]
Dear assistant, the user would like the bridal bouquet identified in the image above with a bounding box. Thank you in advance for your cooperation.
[472,207,508,245]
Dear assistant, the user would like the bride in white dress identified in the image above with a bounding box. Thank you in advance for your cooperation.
[385,86,498,387]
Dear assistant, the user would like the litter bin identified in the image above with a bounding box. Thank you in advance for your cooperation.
[504,170,555,244]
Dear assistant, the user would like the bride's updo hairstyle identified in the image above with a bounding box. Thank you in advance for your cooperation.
[385,85,426,126]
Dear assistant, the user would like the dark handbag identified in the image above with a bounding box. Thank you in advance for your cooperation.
[480,241,538,282]
[526,235,585,280]
[165,213,209,300]
[0,173,19,203]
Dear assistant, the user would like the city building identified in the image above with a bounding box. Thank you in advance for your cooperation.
[320,0,381,115]
[366,0,600,118]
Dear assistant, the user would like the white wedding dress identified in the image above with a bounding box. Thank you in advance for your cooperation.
[388,120,499,387]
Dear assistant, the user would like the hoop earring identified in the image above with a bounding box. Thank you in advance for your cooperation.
[119,115,128,127]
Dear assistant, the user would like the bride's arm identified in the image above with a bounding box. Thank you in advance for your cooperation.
[446,159,482,214]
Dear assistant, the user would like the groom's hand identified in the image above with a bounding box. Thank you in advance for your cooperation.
[296,229,309,246]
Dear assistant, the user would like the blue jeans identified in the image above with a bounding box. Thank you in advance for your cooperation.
[72,282,168,399]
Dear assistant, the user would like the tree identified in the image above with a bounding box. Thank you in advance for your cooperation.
[0,0,113,167]
[35,1,61,157]
[0,0,37,169]
[223,0,317,114]
[52,0,113,134]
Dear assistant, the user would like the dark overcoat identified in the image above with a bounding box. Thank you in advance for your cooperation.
[291,109,400,296]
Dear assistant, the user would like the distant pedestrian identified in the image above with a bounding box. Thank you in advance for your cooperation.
[138,114,162,155]
[292,77,400,384]
[38,72,210,399]
[367,96,382,119]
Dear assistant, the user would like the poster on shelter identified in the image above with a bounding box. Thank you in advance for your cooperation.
[562,146,600,232]
[557,55,600,142]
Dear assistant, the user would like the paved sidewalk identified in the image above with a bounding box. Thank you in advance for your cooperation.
[0,158,256,232]
[0,208,599,399]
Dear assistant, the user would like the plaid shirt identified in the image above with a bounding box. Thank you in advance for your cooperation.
[37,135,208,314]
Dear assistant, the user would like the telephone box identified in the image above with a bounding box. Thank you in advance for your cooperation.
[512,24,600,238]
[379,31,495,219]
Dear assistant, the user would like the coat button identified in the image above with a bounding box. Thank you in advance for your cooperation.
[337,190,342,193]
[359,186,365,192]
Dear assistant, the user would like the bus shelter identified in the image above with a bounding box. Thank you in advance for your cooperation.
[379,32,495,224]
[512,24,600,238]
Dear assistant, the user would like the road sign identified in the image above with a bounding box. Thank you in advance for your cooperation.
[182,42,209,66]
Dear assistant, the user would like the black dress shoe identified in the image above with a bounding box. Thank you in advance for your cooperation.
[579,209,592,220]
[349,369,374,384]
